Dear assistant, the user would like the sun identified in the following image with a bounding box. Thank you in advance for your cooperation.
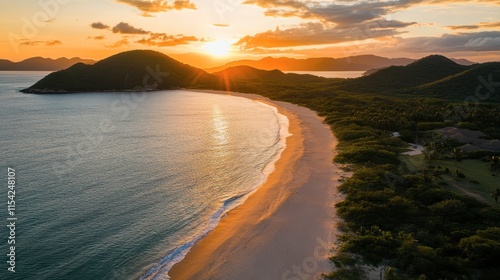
[201,40,232,57]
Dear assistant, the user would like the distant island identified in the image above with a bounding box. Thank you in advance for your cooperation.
[205,55,475,73]
[21,50,499,102]
[2,54,475,73]
[0,57,96,71]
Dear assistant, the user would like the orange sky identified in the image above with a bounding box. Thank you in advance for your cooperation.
[1,0,499,68]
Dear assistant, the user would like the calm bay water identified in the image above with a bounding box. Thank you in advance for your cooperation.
[284,71,365,78]
[0,72,287,279]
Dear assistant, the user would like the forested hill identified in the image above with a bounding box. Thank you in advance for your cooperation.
[21,50,216,93]
[339,55,499,101]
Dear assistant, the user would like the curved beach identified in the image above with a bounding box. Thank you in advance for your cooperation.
[169,92,345,280]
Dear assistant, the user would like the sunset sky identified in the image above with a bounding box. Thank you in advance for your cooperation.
[1,0,499,68]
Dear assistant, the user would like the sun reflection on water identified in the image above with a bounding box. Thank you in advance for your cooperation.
[212,105,229,146]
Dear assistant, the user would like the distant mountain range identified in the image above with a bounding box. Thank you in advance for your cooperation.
[2,54,475,72]
[205,55,475,73]
[21,50,499,102]
[0,57,96,71]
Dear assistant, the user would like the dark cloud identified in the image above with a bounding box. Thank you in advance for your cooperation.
[112,22,149,34]
[92,21,200,46]
[397,31,500,52]
[237,0,420,49]
[115,0,196,16]
[136,33,198,46]
[244,0,500,27]
[91,22,110,29]
[238,0,499,51]
[448,22,500,30]
[236,20,415,49]
[245,0,396,25]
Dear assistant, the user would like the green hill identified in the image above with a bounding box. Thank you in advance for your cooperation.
[211,65,330,97]
[213,65,326,82]
[214,66,288,81]
[414,62,500,101]
[346,55,472,92]
[22,50,216,93]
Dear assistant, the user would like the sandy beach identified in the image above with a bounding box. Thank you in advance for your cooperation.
[169,91,346,280]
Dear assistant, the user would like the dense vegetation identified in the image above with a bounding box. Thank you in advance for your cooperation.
[234,93,500,280]
[209,59,500,279]
[24,51,500,278]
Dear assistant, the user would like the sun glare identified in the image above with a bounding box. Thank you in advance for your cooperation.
[202,40,232,57]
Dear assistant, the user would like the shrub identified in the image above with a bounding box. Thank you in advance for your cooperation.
[336,147,399,165]
[429,199,467,218]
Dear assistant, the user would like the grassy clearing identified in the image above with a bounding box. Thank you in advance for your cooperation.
[432,159,499,204]
[401,154,499,204]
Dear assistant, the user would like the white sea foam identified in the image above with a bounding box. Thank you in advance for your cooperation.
[141,100,291,280]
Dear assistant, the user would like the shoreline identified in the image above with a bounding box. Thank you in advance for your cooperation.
[168,90,347,280]
[140,91,292,279]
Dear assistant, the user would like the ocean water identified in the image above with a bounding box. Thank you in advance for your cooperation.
[0,72,288,279]
[284,71,365,78]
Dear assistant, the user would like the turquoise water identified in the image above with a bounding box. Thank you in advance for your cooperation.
[0,72,287,279]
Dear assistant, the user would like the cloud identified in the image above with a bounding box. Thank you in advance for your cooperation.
[396,31,500,52]
[172,0,196,10]
[106,39,129,48]
[20,41,42,46]
[263,31,500,59]
[20,40,62,46]
[46,40,62,46]
[115,0,196,16]
[244,0,500,27]
[112,22,149,34]
[238,1,499,51]
[213,23,230,27]
[87,35,106,40]
[91,22,110,29]
[136,33,198,46]
[447,22,500,30]
[237,0,424,50]
[92,21,200,46]
[236,20,415,49]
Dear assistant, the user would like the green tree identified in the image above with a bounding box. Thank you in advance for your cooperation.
[492,188,500,204]
[384,267,400,280]
[490,156,499,173]
[459,229,500,267]
[452,148,463,162]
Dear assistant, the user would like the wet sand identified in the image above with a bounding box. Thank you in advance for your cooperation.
[169,91,346,280]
